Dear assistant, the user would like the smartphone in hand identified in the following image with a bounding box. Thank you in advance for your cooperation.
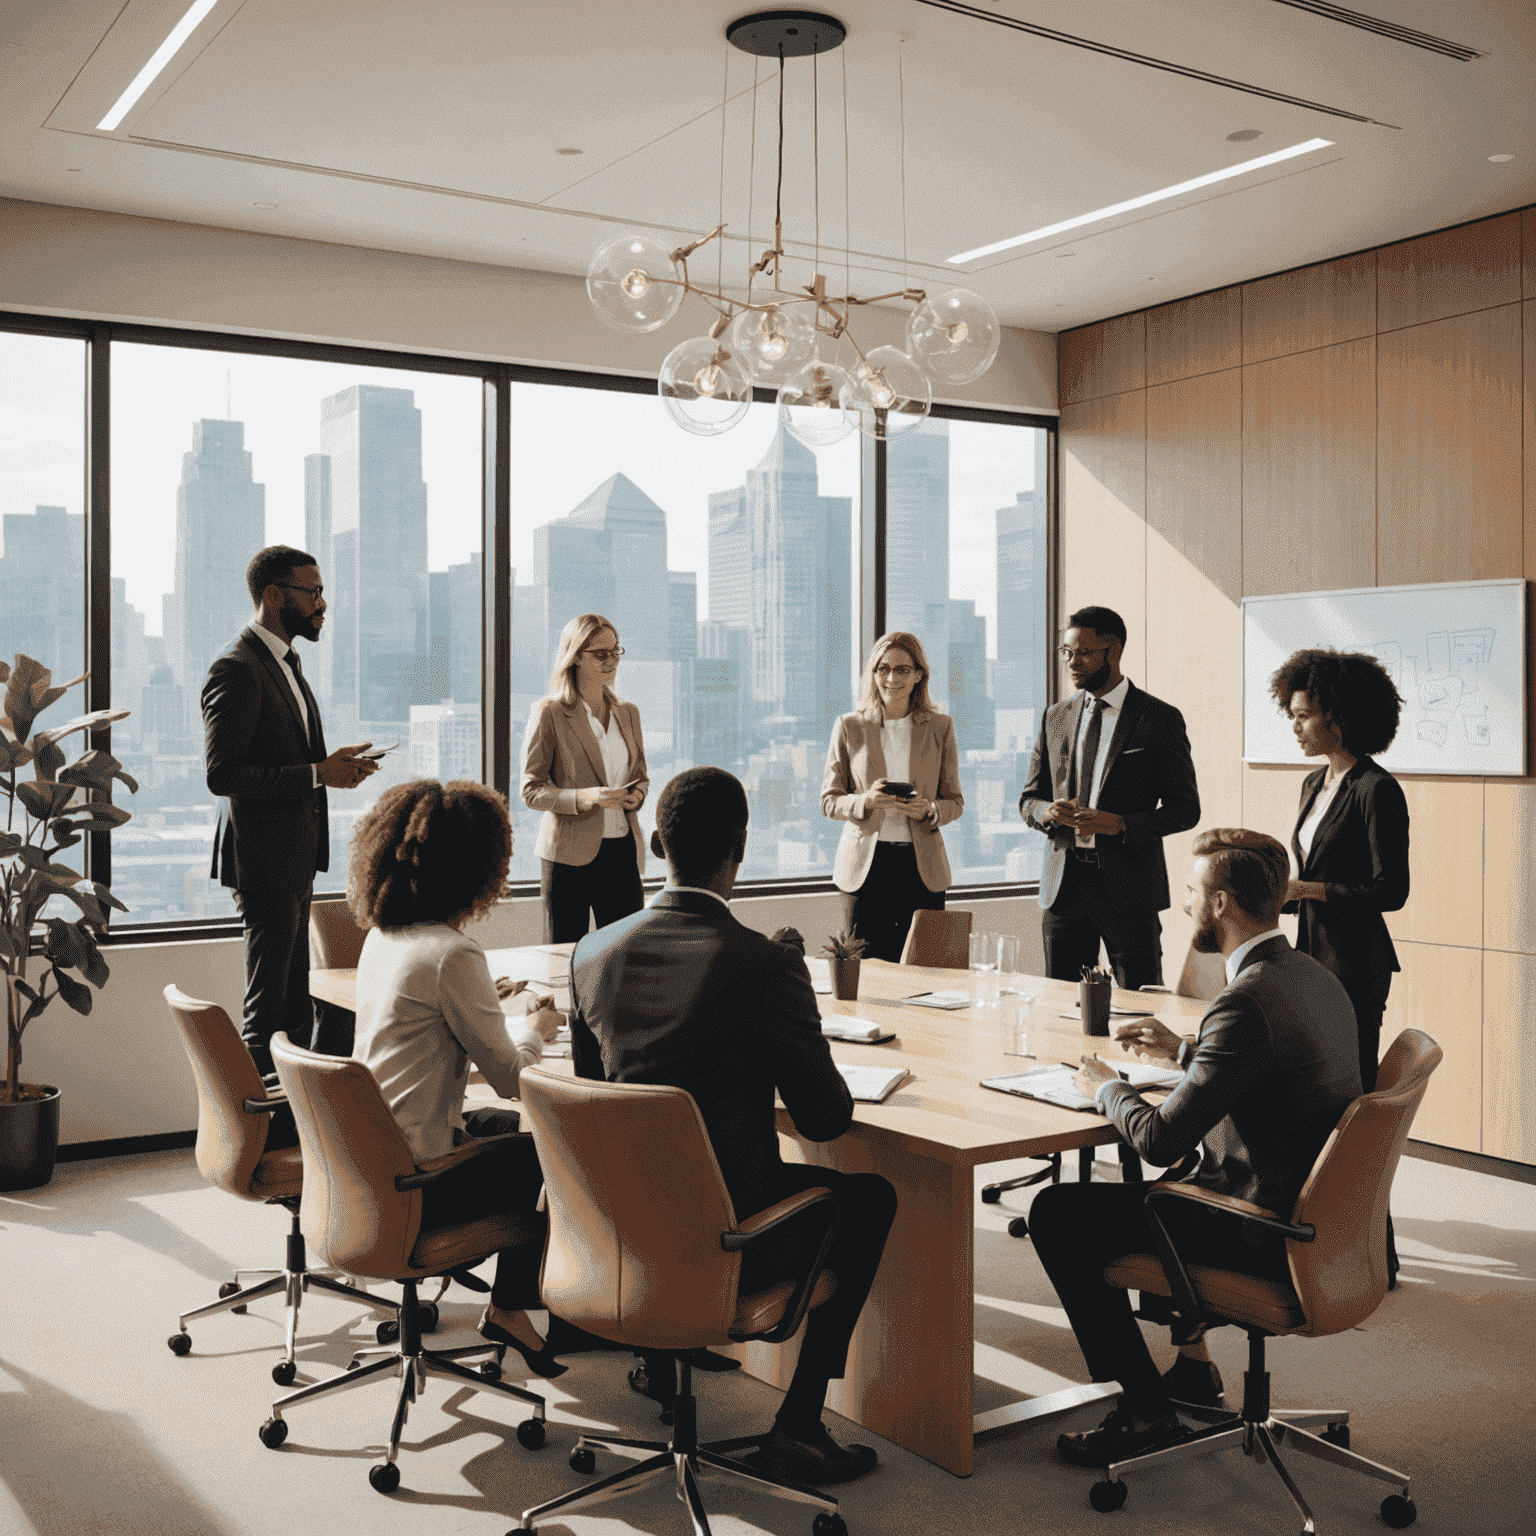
[882,780,917,799]
[357,740,400,762]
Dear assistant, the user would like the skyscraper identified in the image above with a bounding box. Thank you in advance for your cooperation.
[0,505,84,682]
[885,421,951,709]
[310,385,430,728]
[948,597,993,752]
[994,429,1049,750]
[165,420,265,697]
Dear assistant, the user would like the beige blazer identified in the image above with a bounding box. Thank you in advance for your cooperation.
[820,710,964,894]
[520,695,648,871]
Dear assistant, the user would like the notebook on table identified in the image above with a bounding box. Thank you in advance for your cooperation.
[982,1061,1183,1113]
[821,1017,897,1044]
[902,989,971,1010]
[837,1063,910,1103]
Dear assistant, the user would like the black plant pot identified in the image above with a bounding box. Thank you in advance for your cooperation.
[0,1085,61,1191]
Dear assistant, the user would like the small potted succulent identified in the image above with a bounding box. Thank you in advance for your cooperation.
[820,931,868,1002]
[1,655,134,1190]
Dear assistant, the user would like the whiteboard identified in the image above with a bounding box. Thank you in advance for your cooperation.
[1243,579,1527,776]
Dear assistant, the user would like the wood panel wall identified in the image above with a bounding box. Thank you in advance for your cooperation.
[1059,205,1535,1162]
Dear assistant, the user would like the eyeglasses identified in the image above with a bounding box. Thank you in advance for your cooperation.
[278,582,324,601]
[874,665,916,679]
[582,647,625,662]
[1058,644,1110,662]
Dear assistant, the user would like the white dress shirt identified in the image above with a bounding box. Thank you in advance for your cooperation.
[1073,676,1130,848]
[353,923,545,1162]
[250,622,318,789]
[1225,928,1287,984]
[657,884,731,910]
[877,714,914,843]
[1295,775,1342,862]
[583,697,631,838]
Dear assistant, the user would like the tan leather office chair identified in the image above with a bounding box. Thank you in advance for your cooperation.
[1136,938,1226,1003]
[899,908,972,968]
[511,1069,847,1536]
[163,985,384,1385]
[260,1033,547,1493]
[1087,1029,1440,1529]
[308,897,367,1056]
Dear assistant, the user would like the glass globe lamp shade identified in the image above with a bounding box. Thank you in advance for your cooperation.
[728,302,817,386]
[906,287,1001,385]
[776,359,856,448]
[658,336,753,436]
[587,232,685,333]
[840,346,931,441]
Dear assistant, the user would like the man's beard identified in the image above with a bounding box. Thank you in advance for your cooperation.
[282,594,320,644]
[1191,916,1222,954]
[1077,656,1112,695]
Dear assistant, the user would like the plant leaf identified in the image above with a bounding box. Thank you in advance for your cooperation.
[51,966,92,1015]
[76,926,110,988]
[30,738,66,782]
[12,978,38,1003]
[0,659,9,684]
[15,780,76,821]
[0,831,21,855]
[33,708,130,749]
[56,803,133,831]
[48,827,80,851]
[20,986,51,1027]
[3,655,51,742]
[91,882,129,915]
[60,886,105,928]
[44,917,87,971]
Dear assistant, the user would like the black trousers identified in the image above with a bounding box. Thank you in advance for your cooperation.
[740,1164,898,1388]
[843,843,945,963]
[1339,976,1398,1273]
[1030,1181,1290,1413]
[1041,855,1164,990]
[234,888,315,1078]
[417,1108,547,1312]
[540,836,644,944]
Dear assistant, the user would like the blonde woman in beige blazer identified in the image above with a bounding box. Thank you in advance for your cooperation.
[821,631,964,961]
[520,612,648,943]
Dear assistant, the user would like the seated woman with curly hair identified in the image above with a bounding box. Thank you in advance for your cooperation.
[349,778,565,1375]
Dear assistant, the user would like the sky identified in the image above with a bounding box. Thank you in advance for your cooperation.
[2,331,1041,660]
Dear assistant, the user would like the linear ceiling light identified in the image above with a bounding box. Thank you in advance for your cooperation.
[947,137,1334,263]
[96,0,220,132]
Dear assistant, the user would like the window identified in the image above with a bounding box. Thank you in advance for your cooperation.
[886,414,1050,885]
[507,386,859,883]
[109,342,483,926]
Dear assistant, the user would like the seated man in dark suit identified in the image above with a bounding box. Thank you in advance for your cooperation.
[568,766,898,1485]
[1030,828,1361,1468]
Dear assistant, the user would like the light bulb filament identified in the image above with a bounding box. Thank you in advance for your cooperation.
[695,364,722,397]
[945,320,969,345]
[621,268,652,299]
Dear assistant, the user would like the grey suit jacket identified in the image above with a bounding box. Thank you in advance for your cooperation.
[1099,937,1362,1214]
[202,626,328,894]
[1019,680,1200,913]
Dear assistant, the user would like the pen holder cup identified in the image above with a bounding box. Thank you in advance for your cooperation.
[829,958,861,1001]
[1079,976,1111,1037]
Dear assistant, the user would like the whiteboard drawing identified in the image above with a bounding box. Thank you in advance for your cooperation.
[1243,579,1526,777]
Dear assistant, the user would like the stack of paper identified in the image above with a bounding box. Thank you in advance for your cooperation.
[821,1017,893,1042]
[902,990,971,1010]
[837,1063,910,1103]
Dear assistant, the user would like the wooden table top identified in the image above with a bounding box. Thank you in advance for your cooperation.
[312,943,1208,1170]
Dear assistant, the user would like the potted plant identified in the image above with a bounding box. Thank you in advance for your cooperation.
[1,655,133,1190]
[820,931,868,1002]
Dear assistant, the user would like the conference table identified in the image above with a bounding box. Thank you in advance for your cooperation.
[312,945,1206,1478]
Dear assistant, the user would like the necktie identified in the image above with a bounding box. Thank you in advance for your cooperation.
[284,649,319,753]
[1077,698,1105,811]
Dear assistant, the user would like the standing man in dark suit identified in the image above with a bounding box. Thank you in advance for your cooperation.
[1019,604,1200,988]
[202,545,379,1075]
[568,767,898,1486]
[1029,829,1361,1467]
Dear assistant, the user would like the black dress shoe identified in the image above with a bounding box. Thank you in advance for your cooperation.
[1057,1401,1192,1469]
[478,1311,568,1378]
[747,1422,878,1485]
[1162,1354,1224,1407]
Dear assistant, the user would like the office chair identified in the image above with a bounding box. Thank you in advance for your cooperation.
[899,908,972,968]
[308,897,367,1056]
[511,1068,848,1536]
[1085,1028,1440,1528]
[162,985,386,1385]
[1136,938,1226,1003]
[259,1033,547,1493]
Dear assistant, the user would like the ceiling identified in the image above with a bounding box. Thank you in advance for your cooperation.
[2,0,1532,334]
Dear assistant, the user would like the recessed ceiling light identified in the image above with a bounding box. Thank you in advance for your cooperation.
[96,0,220,132]
[947,137,1334,264]
[1487,153,1514,162]
[557,147,583,155]
[254,201,277,209]
[1226,129,1263,142]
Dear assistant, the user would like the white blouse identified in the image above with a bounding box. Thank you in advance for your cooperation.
[583,697,631,838]
[1296,775,1343,862]
[877,714,914,843]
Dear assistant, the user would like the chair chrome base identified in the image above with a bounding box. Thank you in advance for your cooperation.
[259,1277,546,1492]
[513,1361,842,1536]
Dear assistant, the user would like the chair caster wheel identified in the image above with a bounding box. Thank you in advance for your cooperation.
[1321,1423,1350,1448]
[377,1319,400,1345]
[812,1514,848,1536]
[517,1418,546,1450]
[1381,1495,1417,1528]
[628,1366,649,1395]
[1007,1216,1030,1239]
[218,1280,240,1299]
[418,1300,439,1333]
[369,1461,401,1494]
[271,1360,297,1387]
[1089,1479,1128,1512]
[480,1360,502,1380]
[569,1446,595,1473]
[346,1358,361,1371]
[258,1418,288,1449]
[980,1186,1002,1204]
[167,1332,192,1356]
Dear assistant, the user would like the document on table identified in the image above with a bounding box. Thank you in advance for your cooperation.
[902,990,971,1010]
[1056,1004,1155,1021]
[837,1063,910,1102]
[982,1061,1183,1113]
[821,1017,896,1043]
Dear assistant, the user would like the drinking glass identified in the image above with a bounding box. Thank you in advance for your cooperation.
[999,992,1034,1056]
[995,934,1021,996]
[969,930,999,1008]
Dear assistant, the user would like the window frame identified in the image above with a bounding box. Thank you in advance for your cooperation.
[0,309,1056,943]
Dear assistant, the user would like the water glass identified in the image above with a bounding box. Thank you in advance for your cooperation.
[968,930,999,1008]
[999,993,1034,1056]
[995,934,1021,995]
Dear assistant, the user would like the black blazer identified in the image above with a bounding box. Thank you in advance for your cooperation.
[202,626,329,894]
[1100,937,1362,1213]
[569,888,854,1219]
[1019,680,1200,914]
[1290,756,1410,1003]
